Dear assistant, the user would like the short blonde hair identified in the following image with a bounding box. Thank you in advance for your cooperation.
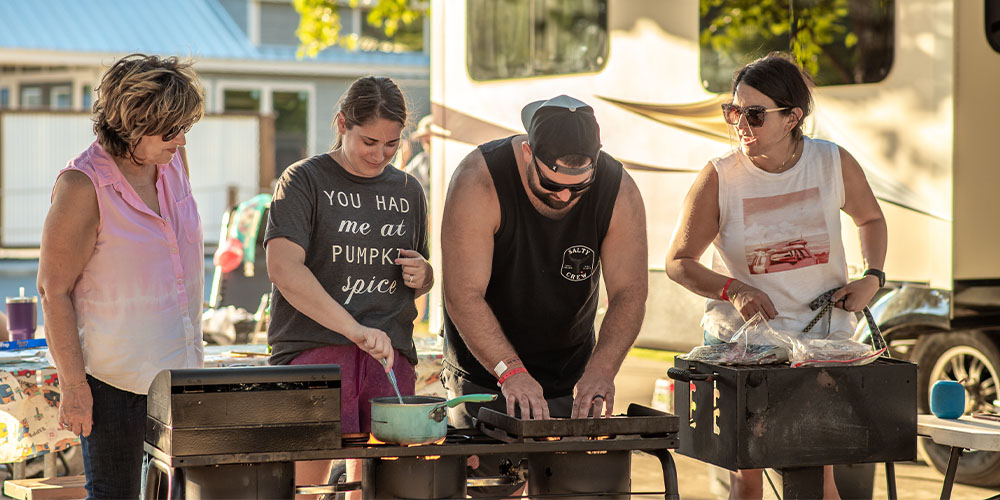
[93,54,204,164]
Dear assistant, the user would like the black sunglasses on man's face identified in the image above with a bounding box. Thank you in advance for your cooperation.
[721,103,789,128]
[532,154,595,193]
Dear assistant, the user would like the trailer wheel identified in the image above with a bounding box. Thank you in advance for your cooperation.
[913,331,1000,487]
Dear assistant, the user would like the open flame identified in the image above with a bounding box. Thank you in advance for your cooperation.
[366,434,447,460]
[409,437,446,447]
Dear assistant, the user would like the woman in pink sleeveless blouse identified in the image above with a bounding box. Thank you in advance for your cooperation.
[37,54,204,499]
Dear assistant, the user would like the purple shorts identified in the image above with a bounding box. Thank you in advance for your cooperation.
[290,344,416,434]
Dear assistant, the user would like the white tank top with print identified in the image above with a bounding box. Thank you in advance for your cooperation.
[702,136,856,341]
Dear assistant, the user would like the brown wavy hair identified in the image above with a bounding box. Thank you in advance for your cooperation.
[93,54,204,164]
[332,76,408,149]
[732,52,814,140]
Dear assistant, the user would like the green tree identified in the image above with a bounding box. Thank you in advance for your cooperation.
[294,0,425,58]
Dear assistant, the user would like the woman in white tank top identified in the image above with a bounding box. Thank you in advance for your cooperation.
[665,53,888,499]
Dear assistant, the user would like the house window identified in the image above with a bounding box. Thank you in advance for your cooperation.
[18,82,75,109]
[0,88,8,108]
[51,85,72,109]
[467,0,608,81]
[699,1,895,92]
[20,87,43,108]
[224,89,261,112]
[273,91,308,175]
[223,86,309,177]
[82,85,93,110]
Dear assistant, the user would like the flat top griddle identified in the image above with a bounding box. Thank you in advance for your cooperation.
[477,404,679,442]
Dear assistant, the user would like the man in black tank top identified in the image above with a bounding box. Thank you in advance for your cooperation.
[440,95,648,493]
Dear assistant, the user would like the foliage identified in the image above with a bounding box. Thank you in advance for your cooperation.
[293,0,425,58]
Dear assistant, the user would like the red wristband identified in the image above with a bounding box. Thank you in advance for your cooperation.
[496,366,528,387]
[721,278,736,301]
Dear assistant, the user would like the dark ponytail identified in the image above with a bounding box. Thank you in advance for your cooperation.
[332,76,408,149]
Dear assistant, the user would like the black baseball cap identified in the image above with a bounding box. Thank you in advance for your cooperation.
[521,95,602,169]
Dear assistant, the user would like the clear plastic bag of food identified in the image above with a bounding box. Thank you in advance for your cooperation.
[789,337,886,367]
[683,312,794,365]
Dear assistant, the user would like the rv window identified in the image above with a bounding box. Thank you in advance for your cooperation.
[988,0,1000,53]
[467,0,608,81]
[699,1,895,92]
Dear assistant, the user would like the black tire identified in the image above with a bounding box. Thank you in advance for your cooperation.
[912,331,1000,487]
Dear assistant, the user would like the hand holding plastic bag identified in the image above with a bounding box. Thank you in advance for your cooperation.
[789,337,886,367]
[682,312,794,365]
[790,287,888,367]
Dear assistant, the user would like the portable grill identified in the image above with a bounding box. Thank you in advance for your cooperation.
[670,357,917,499]
[145,396,681,499]
[144,364,342,499]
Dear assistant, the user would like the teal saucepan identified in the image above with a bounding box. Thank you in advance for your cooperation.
[370,394,497,445]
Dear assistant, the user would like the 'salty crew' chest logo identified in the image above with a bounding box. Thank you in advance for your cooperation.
[561,245,595,282]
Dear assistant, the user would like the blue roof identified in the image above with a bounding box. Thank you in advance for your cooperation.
[255,44,430,68]
[0,0,428,68]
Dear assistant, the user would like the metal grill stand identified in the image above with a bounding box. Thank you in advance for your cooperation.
[671,358,917,499]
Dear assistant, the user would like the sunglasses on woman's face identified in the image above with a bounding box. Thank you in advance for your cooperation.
[532,155,595,193]
[162,123,193,142]
[721,103,789,128]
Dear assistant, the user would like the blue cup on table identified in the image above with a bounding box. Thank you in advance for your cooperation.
[931,380,966,419]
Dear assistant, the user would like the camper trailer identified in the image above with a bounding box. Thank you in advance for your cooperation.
[427,0,1000,485]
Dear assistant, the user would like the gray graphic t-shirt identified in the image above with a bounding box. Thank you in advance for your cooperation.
[265,153,428,366]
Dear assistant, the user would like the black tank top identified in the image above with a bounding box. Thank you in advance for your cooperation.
[443,136,623,397]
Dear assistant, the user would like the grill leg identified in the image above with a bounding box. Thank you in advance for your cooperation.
[885,462,897,500]
[780,466,824,500]
[361,458,375,500]
[648,449,679,500]
[144,457,180,500]
[940,447,963,500]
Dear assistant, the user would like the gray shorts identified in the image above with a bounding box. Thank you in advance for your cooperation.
[441,366,574,497]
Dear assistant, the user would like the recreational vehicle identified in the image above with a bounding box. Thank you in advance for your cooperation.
[427,0,1000,485]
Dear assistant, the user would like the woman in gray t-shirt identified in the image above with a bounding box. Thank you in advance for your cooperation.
[264,76,432,496]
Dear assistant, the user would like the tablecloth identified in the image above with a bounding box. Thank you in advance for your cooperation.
[0,350,77,464]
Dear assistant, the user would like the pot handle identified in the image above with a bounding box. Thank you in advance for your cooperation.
[428,394,498,422]
[444,393,497,408]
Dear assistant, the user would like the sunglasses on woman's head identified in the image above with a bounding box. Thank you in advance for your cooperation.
[162,123,193,142]
[721,103,789,128]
